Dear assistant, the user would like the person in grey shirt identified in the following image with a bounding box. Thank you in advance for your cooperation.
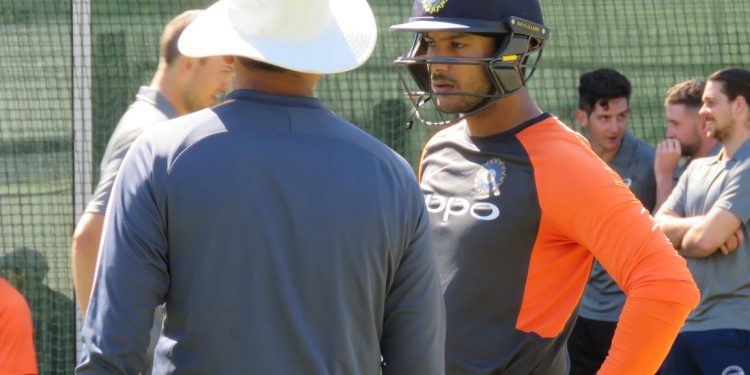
[654,79,721,210]
[568,68,656,375]
[656,67,750,374]
[76,0,446,374]
[71,9,234,315]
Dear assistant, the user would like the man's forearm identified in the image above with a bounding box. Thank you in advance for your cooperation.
[680,224,720,258]
[71,212,105,314]
[680,207,743,258]
[600,294,697,374]
[654,215,701,249]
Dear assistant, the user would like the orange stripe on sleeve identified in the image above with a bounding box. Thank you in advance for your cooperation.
[516,118,699,374]
[515,214,594,338]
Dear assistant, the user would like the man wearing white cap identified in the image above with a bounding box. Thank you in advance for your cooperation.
[76,1,446,374]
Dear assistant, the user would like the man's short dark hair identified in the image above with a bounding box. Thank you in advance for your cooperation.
[708,67,750,104]
[578,68,632,115]
[1,246,48,282]
[664,79,705,109]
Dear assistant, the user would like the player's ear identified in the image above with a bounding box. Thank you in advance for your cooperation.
[732,95,748,119]
[178,55,196,73]
[575,109,588,128]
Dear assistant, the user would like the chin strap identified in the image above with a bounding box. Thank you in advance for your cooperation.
[404,92,503,129]
[405,95,454,128]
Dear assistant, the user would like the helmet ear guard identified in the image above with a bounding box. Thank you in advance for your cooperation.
[394,16,548,127]
[489,31,546,95]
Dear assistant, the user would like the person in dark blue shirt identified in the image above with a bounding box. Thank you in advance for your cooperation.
[77,1,445,374]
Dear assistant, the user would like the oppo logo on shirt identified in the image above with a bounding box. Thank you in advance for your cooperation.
[424,194,500,222]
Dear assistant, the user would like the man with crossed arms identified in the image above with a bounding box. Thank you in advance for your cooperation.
[656,67,750,374]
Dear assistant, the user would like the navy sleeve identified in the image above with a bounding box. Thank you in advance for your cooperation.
[77,134,169,374]
[381,180,446,375]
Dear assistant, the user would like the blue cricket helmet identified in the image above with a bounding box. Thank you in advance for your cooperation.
[392,0,549,126]
[394,0,544,33]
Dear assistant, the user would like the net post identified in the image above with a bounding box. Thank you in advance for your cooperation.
[72,0,92,362]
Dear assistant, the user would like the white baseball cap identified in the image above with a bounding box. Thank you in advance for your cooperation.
[178,0,377,74]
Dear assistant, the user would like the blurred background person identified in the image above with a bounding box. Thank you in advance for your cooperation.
[71,8,234,316]
[0,249,39,375]
[655,79,720,209]
[569,68,656,375]
[2,246,73,375]
[655,67,750,375]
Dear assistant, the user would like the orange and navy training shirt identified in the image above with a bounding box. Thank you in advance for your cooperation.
[419,114,700,375]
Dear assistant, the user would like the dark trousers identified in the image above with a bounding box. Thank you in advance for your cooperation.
[660,329,750,375]
[567,316,617,375]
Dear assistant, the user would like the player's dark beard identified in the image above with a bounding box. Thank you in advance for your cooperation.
[712,126,732,142]
[680,127,705,156]
[710,120,733,143]
[681,140,699,157]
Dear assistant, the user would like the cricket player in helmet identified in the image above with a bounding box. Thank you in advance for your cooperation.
[392,0,700,373]
[393,0,548,126]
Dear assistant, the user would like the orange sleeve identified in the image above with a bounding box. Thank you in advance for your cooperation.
[518,119,699,375]
[0,280,38,375]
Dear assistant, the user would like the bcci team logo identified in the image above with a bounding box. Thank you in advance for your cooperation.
[421,0,448,13]
[722,365,745,375]
[473,158,506,197]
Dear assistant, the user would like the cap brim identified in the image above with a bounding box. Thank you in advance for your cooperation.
[391,17,509,33]
[391,20,472,32]
[179,0,376,74]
